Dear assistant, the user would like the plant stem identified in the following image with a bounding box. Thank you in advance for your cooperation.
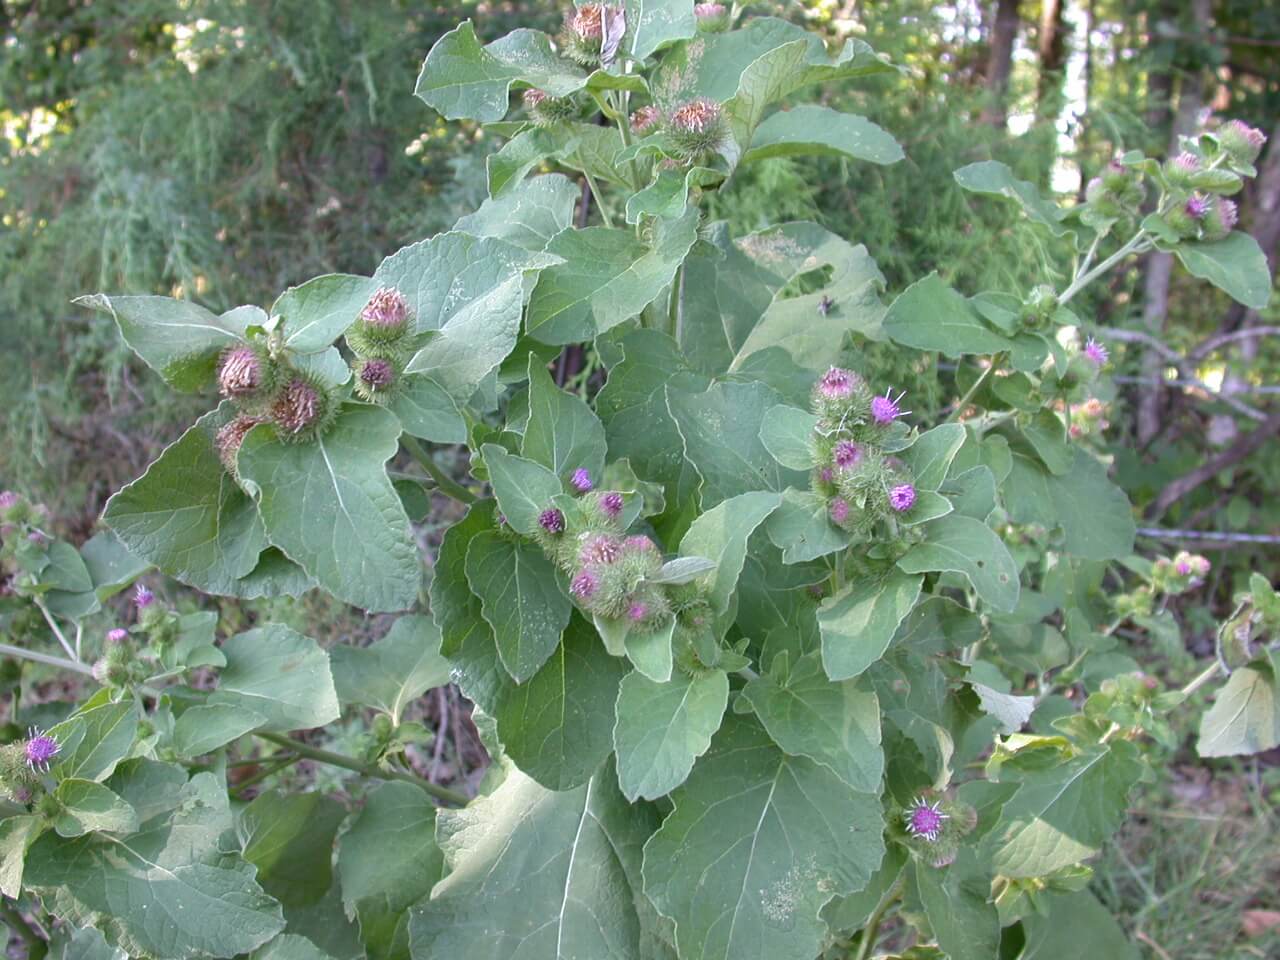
[1058,231,1151,305]
[583,170,614,228]
[231,754,300,796]
[1180,661,1224,698]
[0,900,47,960]
[253,732,469,806]
[854,879,902,960]
[0,643,94,676]
[34,599,78,663]
[401,437,476,504]
[946,352,1006,424]
[668,261,685,340]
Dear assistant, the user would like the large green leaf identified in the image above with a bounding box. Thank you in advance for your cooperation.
[49,924,129,960]
[239,790,347,907]
[409,762,659,960]
[331,615,451,725]
[465,530,572,684]
[766,489,853,564]
[668,381,807,508]
[273,274,377,353]
[902,423,967,491]
[492,615,627,790]
[104,408,267,596]
[48,695,138,784]
[898,515,1019,613]
[172,703,267,758]
[526,209,699,344]
[481,445,565,537]
[250,935,338,960]
[521,354,607,484]
[911,849,1000,960]
[677,490,781,614]
[239,405,420,613]
[1176,232,1272,310]
[209,624,340,732]
[758,404,819,471]
[76,294,248,392]
[643,716,885,960]
[52,780,138,839]
[613,668,729,802]
[989,741,1142,878]
[818,571,923,681]
[24,772,285,959]
[1002,447,1135,560]
[1197,656,1280,757]
[743,106,902,166]
[453,174,580,252]
[387,375,468,444]
[1019,891,1142,960]
[883,273,1016,357]
[952,161,1072,238]
[743,652,882,792]
[0,815,43,898]
[624,0,696,60]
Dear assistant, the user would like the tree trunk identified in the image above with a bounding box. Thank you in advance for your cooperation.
[1035,0,1068,122]
[980,0,1020,128]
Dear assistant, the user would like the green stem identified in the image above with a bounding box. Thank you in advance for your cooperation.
[668,261,685,340]
[583,170,614,228]
[231,754,300,796]
[1,900,47,960]
[946,352,1007,423]
[253,732,469,806]
[1180,661,1224,698]
[401,437,476,504]
[34,599,78,663]
[854,879,901,960]
[1058,231,1151,306]
[0,643,94,676]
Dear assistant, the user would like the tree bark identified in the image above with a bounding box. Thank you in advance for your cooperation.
[980,0,1021,128]
[1035,0,1068,122]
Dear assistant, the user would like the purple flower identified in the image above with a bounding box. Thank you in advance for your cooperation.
[0,491,17,509]
[819,467,834,485]
[1185,194,1210,220]
[106,628,128,644]
[694,2,725,16]
[134,584,155,608]
[571,468,594,493]
[600,492,624,518]
[1217,198,1239,231]
[624,535,657,554]
[538,508,565,534]
[818,367,856,399]
[26,531,46,546]
[359,358,395,389]
[360,287,410,329]
[570,569,599,600]
[627,601,649,622]
[905,797,949,842]
[833,441,863,470]
[889,483,916,513]
[1083,337,1109,367]
[24,728,60,772]
[871,389,908,424]
[1171,151,1201,174]
[1175,558,1192,576]
[829,498,850,524]
[580,535,622,566]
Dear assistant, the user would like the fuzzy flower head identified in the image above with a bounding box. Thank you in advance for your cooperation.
[1219,119,1267,164]
[106,628,129,644]
[360,286,410,332]
[668,98,725,160]
[627,600,650,622]
[570,568,600,600]
[905,796,949,842]
[871,389,908,425]
[580,534,622,566]
[819,367,856,399]
[694,2,729,31]
[600,491,624,519]
[1185,193,1210,220]
[624,535,657,555]
[524,88,576,126]
[523,88,549,109]
[1172,151,1201,174]
[834,441,863,470]
[1205,197,1238,239]
[24,728,60,773]
[538,508,566,534]
[888,483,916,513]
[829,497,850,525]
[571,468,594,493]
[570,3,604,39]
[361,358,395,389]
[134,584,155,608]
[631,105,662,134]
[217,345,263,399]
[0,491,17,510]
[819,467,834,485]
[272,377,324,436]
[216,414,266,474]
[1083,337,1109,367]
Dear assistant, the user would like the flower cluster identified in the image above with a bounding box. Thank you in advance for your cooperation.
[1065,397,1111,439]
[1152,550,1211,593]
[1084,158,1146,221]
[346,286,419,404]
[809,367,920,535]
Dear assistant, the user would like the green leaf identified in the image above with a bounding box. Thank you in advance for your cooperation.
[902,423,967,491]
[172,703,267,757]
[647,556,718,585]
[48,695,138,784]
[989,741,1143,878]
[24,772,285,959]
[968,681,1035,736]
[642,715,885,960]
[273,274,376,353]
[337,782,443,960]
[251,935,337,960]
[1019,891,1142,960]
[52,780,138,838]
[492,616,628,790]
[414,23,584,122]
[1021,410,1073,475]
[526,209,699,344]
[410,762,660,960]
[1002,448,1135,560]
[883,274,1016,357]
[209,624,340,732]
[677,490,782,613]
[624,0,696,60]
[104,408,267,596]
[239,789,347,907]
[911,848,1000,960]
[899,515,1020,613]
[480,444,564,537]
[521,354,607,483]
[953,161,1072,237]
[744,106,902,165]
[1197,657,1280,757]
[453,174,579,251]
[76,294,247,392]
[613,669,729,801]
[625,166,721,224]
[387,375,467,443]
[818,571,924,681]
[624,617,677,682]
[0,815,44,897]
[743,652,882,791]
[766,489,852,564]
[41,541,93,593]
[1176,232,1272,310]
[331,615,451,725]
[758,404,819,470]
[78,531,150,600]
[239,405,420,613]
[465,530,572,684]
[50,924,129,960]
[668,381,807,508]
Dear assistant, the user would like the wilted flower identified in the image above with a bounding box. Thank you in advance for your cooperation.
[272,377,323,435]
[889,483,916,513]
[216,414,266,473]
[24,728,60,773]
[216,345,263,399]
[668,98,725,159]
[1083,337,1109,367]
[834,441,863,470]
[570,568,600,599]
[360,287,410,331]
[905,796,949,842]
[871,389,908,424]
[570,3,604,40]
[571,468,594,492]
[630,105,662,134]
[539,508,566,534]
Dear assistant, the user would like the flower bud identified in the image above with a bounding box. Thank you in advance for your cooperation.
[694,2,729,31]
[1201,197,1237,240]
[353,357,397,402]
[599,491,624,520]
[216,345,268,400]
[580,533,622,566]
[668,98,726,161]
[360,286,410,334]
[539,508,566,535]
[106,628,128,645]
[270,374,335,441]
[559,3,605,64]
[134,584,155,609]
[888,483,916,513]
[570,568,600,600]
[829,497,850,525]
[1218,119,1267,165]
[571,468,594,493]
[523,88,577,126]
[1164,151,1201,186]
[833,441,863,471]
[630,105,662,135]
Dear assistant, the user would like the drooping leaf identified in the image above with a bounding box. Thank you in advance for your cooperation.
[642,715,885,960]
[743,106,902,166]
[677,490,782,614]
[273,274,377,353]
[1197,656,1280,757]
[331,616,450,726]
[743,651,883,791]
[239,405,420,613]
[883,274,1016,357]
[239,790,347,907]
[898,514,1020,613]
[409,762,659,960]
[953,161,1072,237]
[647,556,719,585]
[818,570,923,681]
[1175,231,1272,310]
[209,624,340,732]
[0,815,43,898]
